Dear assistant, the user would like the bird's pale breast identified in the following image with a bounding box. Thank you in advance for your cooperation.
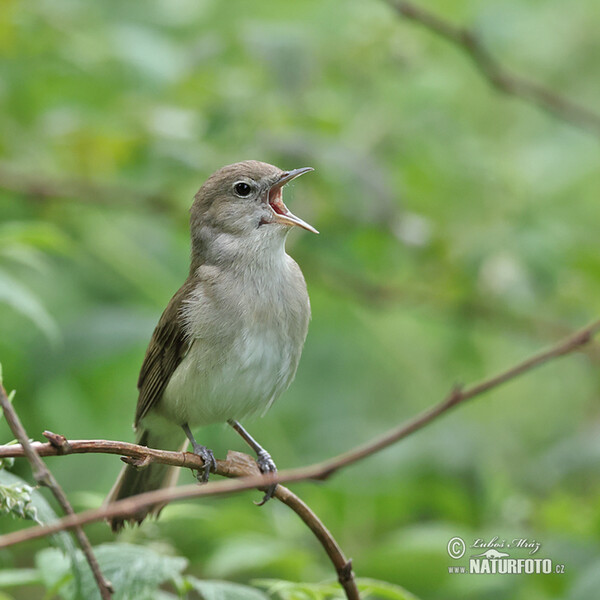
[159,255,309,427]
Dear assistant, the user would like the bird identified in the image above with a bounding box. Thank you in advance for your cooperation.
[106,160,317,531]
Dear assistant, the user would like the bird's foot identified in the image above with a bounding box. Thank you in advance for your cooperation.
[255,449,277,506]
[191,444,217,483]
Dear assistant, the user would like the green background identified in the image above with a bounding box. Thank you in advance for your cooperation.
[1,0,600,598]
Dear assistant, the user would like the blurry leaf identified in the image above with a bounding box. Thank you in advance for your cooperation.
[255,579,419,600]
[110,24,188,83]
[0,568,41,588]
[37,543,188,600]
[254,579,335,600]
[0,470,76,562]
[0,245,49,275]
[205,535,308,578]
[567,558,600,600]
[357,578,420,600]
[0,221,71,253]
[0,267,59,342]
[35,547,72,595]
[0,456,14,469]
[186,578,269,600]
[155,593,180,600]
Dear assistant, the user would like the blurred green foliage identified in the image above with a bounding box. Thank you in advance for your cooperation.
[1,0,600,598]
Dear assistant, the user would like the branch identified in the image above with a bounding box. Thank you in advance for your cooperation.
[0,386,114,598]
[387,0,600,137]
[309,318,600,478]
[1,435,358,600]
[0,318,598,552]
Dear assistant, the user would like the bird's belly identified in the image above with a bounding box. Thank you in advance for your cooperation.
[160,328,295,427]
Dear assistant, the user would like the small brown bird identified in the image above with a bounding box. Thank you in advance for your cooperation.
[106,160,316,531]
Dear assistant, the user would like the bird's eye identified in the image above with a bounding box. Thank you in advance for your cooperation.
[233,182,253,197]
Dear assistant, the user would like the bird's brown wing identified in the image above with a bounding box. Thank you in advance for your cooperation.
[134,281,194,428]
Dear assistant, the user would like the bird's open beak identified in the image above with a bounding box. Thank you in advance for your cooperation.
[268,167,318,234]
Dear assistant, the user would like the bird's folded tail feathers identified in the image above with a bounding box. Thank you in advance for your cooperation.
[105,427,187,532]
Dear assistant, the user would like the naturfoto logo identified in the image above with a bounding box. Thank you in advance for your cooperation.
[447,536,565,575]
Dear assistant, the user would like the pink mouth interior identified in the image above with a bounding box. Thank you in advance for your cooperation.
[268,187,288,215]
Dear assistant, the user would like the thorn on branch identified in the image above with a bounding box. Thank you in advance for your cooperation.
[339,559,354,583]
[446,384,464,407]
[311,467,337,481]
[43,431,72,454]
[33,469,53,488]
[575,330,592,346]
[120,455,153,469]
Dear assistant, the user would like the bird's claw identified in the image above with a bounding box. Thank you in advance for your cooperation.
[191,444,216,483]
[255,449,277,506]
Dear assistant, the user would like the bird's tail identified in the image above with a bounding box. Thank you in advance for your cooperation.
[105,427,187,532]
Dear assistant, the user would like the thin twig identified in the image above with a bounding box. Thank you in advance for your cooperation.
[308,318,600,479]
[0,318,598,553]
[217,452,358,600]
[275,486,356,598]
[388,0,600,137]
[0,385,114,598]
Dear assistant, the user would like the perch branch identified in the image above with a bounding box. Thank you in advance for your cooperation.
[0,318,598,551]
[0,385,114,598]
[387,0,600,137]
[1,435,358,599]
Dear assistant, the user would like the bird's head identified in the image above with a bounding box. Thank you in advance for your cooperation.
[191,161,317,248]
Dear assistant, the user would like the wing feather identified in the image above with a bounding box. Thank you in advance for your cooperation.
[134,282,193,428]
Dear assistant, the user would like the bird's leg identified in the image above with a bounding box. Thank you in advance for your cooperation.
[182,423,216,483]
[227,419,277,505]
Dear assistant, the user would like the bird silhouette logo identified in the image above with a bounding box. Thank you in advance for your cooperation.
[472,549,510,559]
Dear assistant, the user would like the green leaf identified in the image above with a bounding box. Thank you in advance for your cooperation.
[0,592,23,600]
[205,535,305,577]
[0,268,59,342]
[38,543,188,600]
[253,579,420,600]
[186,578,269,600]
[0,221,71,254]
[254,579,340,600]
[357,578,420,600]
[0,568,41,588]
[35,547,72,595]
[0,470,76,560]
[0,455,14,470]
[0,470,81,600]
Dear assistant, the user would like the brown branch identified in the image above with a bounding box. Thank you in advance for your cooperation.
[274,485,355,596]
[309,319,600,478]
[0,318,598,557]
[1,440,358,600]
[0,386,114,598]
[388,0,600,137]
